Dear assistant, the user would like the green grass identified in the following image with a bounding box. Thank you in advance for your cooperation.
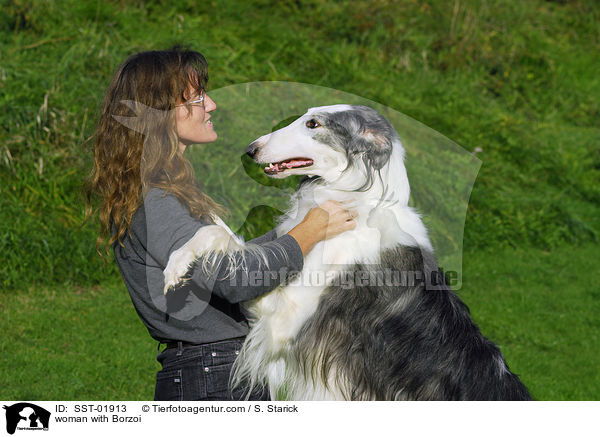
[1,243,597,400]
[460,244,600,400]
[1,0,598,289]
[0,278,157,400]
[1,0,599,400]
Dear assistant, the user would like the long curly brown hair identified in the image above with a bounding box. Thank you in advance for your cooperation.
[86,48,225,255]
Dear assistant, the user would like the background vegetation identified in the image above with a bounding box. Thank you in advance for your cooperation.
[1,0,598,400]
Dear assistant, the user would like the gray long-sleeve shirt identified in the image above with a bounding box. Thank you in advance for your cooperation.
[113,188,304,344]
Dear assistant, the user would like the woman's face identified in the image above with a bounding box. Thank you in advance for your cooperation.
[175,89,217,152]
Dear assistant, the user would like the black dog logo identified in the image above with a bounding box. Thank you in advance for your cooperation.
[3,403,50,434]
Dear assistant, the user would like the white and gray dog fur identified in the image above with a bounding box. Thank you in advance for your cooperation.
[163,104,531,400]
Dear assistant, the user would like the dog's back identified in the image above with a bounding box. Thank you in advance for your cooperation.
[290,245,532,400]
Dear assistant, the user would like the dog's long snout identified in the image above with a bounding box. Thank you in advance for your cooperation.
[246,141,261,159]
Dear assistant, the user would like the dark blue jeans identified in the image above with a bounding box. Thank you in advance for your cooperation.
[154,338,269,401]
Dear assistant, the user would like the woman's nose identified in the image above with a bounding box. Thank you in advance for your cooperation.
[204,94,216,112]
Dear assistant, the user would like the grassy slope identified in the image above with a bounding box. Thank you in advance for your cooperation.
[1,0,598,400]
[0,278,156,400]
[1,244,597,400]
[1,0,598,288]
[461,244,600,400]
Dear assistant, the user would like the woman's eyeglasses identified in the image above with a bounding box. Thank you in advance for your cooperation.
[175,94,205,107]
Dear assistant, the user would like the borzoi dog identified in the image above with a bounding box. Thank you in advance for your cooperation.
[164,104,531,400]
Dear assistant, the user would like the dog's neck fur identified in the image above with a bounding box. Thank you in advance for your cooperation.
[275,144,433,258]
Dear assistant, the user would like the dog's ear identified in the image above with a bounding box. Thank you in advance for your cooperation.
[349,129,393,170]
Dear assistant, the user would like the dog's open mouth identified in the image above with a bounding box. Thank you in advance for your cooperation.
[264,158,314,175]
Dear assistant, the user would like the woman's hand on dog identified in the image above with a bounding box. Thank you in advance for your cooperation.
[287,200,357,256]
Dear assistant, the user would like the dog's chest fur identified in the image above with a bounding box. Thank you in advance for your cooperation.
[245,188,388,354]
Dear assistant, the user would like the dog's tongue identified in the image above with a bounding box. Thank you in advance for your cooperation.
[279,158,313,169]
[265,158,313,174]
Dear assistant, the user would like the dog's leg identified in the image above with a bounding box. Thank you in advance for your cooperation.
[163,224,242,294]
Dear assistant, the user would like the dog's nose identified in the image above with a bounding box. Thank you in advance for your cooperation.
[246,141,261,158]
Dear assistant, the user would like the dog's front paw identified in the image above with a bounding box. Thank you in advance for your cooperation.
[163,247,197,294]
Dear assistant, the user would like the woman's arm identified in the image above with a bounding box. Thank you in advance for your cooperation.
[247,199,357,253]
[144,189,356,304]
[189,233,304,303]
[246,229,277,245]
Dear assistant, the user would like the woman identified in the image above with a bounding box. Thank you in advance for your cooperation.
[86,47,356,401]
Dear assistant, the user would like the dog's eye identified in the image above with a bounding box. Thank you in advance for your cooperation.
[305,119,321,129]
